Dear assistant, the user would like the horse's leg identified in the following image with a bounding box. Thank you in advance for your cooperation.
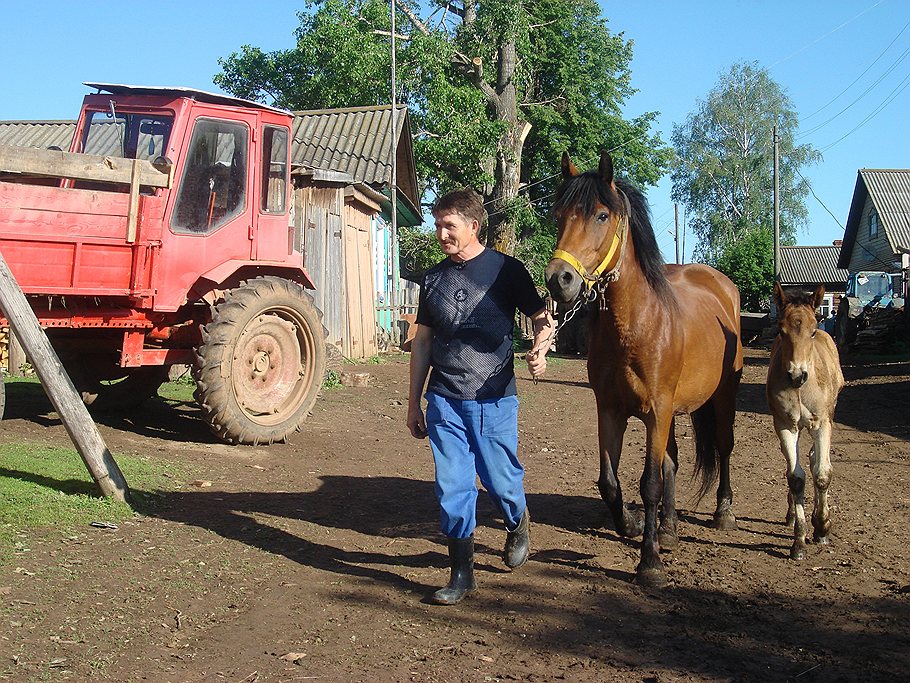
[775,420,807,560]
[658,417,679,550]
[712,395,738,531]
[596,409,642,538]
[810,419,834,545]
[636,408,673,588]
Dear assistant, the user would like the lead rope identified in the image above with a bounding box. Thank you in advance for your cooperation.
[528,289,595,384]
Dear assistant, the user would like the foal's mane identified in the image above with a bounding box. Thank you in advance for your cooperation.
[554,172,674,303]
[781,288,816,308]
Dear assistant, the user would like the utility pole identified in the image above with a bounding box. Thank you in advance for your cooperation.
[674,203,681,265]
[773,125,780,283]
[389,0,400,346]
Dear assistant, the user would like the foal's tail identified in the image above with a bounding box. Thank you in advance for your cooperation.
[690,402,719,503]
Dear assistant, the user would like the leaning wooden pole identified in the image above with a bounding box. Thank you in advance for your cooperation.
[0,251,129,502]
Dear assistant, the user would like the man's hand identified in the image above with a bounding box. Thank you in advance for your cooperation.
[407,405,428,439]
[525,347,547,380]
[525,307,553,380]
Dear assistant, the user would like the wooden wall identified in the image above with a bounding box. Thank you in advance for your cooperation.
[294,180,380,360]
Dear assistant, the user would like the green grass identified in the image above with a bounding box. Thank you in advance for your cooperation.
[0,443,186,564]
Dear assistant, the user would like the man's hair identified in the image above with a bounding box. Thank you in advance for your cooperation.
[431,188,487,228]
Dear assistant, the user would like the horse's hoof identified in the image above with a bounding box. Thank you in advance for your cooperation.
[713,510,737,531]
[635,567,668,589]
[657,529,678,551]
[813,534,830,545]
[617,509,644,538]
[790,545,806,561]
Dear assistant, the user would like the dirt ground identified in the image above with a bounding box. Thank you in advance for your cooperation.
[1,346,909,683]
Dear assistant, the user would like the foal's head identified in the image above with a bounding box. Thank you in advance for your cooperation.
[774,283,825,387]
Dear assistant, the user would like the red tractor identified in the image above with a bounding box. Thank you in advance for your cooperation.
[0,84,327,445]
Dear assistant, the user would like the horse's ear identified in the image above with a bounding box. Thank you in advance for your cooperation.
[561,152,579,178]
[773,282,787,312]
[598,150,614,185]
[813,285,826,310]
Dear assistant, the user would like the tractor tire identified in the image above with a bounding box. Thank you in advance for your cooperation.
[834,303,856,351]
[193,276,327,445]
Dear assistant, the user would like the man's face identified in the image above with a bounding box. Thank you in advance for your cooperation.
[434,211,479,260]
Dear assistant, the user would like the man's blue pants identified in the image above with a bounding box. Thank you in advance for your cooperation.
[425,391,527,538]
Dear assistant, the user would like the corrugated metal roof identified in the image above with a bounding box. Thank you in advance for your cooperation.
[780,245,850,288]
[0,121,75,150]
[840,168,910,267]
[291,105,418,206]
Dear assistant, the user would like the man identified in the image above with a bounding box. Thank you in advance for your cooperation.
[407,188,553,605]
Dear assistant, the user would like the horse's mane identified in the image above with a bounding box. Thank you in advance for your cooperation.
[553,172,675,304]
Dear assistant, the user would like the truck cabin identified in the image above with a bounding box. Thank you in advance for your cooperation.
[72,83,292,233]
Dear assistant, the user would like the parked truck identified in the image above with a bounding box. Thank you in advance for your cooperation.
[0,83,326,445]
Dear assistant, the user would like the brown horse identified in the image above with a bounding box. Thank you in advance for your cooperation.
[767,284,844,560]
[545,151,743,587]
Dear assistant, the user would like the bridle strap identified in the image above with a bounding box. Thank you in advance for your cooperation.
[552,190,631,289]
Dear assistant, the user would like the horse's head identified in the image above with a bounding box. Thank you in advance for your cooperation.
[545,151,630,303]
[774,283,825,387]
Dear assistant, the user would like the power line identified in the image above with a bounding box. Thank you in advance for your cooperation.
[767,0,887,70]
[797,42,910,140]
[819,71,910,152]
[800,17,910,124]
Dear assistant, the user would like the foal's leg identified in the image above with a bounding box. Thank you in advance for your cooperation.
[637,408,674,588]
[775,420,807,560]
[810,419,834,545]
[658,418,679,550]
[596,410,642,537]
[712,395,738,531]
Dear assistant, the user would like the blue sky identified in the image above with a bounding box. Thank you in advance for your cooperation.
[1,1,906,263]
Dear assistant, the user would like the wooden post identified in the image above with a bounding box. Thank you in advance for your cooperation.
[8,331,25,376]
[0,250,129,502]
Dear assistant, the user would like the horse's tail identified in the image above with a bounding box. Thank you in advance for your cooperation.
[690,402,719,503]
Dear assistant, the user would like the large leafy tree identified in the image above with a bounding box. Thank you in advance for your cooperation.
[671,61,820,305]
[215,0,671,267]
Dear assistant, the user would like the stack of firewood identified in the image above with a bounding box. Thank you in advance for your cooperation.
[0,327,8,372]
[853,307,907,353]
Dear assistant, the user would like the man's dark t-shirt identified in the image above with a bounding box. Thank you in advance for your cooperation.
[416,248,545,400]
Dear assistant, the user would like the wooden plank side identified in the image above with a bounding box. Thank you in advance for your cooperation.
[0,145,169,188]
[343,222,360,358]
[358,223,378,357]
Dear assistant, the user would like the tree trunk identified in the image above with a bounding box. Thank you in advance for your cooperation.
[484,40,530,256]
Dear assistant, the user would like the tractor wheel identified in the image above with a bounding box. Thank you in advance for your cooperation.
[193,276,327,445]
[834,304,855,350]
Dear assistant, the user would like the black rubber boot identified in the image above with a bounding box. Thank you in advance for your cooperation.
[503,509,530,569]
[431,536,477,605]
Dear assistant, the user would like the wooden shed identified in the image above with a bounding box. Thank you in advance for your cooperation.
[290,105,422,359]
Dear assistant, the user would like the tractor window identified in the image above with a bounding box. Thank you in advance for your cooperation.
[261,126,289,214]
[172,118,249,234]
[81,110,173,160]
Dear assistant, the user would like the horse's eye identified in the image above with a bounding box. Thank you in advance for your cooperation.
[596,212,609,223]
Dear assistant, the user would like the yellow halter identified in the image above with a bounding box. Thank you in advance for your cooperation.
[552,210,629,289]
